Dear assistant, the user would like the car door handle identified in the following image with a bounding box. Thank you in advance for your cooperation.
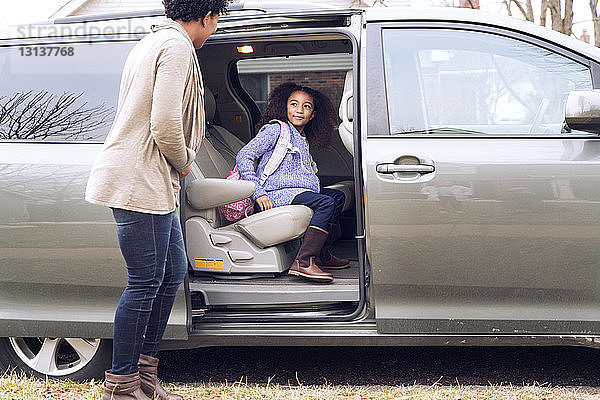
[376,163,435,174]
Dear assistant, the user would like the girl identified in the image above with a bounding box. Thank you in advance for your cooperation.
[236,82,349,283]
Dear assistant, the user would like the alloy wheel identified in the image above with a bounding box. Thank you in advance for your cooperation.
[8,337,101,376]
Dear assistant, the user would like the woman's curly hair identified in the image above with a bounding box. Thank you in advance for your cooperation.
[163,0,230,22]
[257,82,337,149]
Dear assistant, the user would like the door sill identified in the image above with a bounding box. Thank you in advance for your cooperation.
[190,260,359,307]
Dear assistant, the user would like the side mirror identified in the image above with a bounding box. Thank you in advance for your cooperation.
[565,90,600,133]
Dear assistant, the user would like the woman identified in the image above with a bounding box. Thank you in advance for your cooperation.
[236,82,349,283]
[85,1,228,399]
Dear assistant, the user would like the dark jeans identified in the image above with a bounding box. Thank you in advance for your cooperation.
[291,188,345,231]
[110,208,187,375]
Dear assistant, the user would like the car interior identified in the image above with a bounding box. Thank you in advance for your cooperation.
[182,34,361,318]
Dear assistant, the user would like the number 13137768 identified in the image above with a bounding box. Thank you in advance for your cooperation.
[19,47,75,56]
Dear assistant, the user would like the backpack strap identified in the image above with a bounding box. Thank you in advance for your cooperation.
[259,120,293,185]
[258,120,313,186]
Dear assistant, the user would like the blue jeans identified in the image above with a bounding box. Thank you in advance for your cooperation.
[291,188,345,231]
[110,208,187,375]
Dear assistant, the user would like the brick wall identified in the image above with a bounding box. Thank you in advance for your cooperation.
[268,71,347,108]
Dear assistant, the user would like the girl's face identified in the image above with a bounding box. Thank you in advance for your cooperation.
[287,91,315,133]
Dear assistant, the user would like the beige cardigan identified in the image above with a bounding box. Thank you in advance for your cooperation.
[86,20,204,214]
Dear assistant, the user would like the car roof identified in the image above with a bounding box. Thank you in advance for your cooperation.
[0,5,358,41]
[2,5,600,63]
[365,7,600,61]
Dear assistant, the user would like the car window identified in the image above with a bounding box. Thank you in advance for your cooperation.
[382,29,593,136]
[0,41,134,142]
[237,53,353,113]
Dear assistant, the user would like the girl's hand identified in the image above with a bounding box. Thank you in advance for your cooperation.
[256,195,273,211]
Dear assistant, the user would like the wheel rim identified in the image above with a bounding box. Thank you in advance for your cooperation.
[9,337,101,376]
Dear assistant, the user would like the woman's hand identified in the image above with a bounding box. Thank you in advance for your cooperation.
[179,164,192,181]
[256,195,273,211]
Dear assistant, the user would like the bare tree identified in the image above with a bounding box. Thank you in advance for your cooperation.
[589,0,600,46]
[504,0,513,16]
[503,0,573,36]
[350,0,370,5]
[540,0,548,26]
[0,91,113,141]
[505,0,534,21]
[461,0,479,8]
[350,0,383,5]
[546,0,573,35]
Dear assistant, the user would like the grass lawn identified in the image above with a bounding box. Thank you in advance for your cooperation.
[2,373,600,400]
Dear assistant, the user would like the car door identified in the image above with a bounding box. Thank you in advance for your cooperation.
[364,21,600,334]
[0,35,187,340]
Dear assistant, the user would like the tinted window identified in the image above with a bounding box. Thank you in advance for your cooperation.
[382,29,593,136]
[238,73,268,111]
[0,41,134,141]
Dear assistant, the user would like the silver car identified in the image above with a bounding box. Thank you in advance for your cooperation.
[2,3,600,381]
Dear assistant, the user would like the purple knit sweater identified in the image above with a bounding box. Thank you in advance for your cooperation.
[236,121,320,207]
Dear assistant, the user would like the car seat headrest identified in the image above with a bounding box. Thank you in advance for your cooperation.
[338,70,354,156]
[339,70,353,122]
[205,87,216,123]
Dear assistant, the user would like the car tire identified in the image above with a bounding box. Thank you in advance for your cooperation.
[0,337,111,381]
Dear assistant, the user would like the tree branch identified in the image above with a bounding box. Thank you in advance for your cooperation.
[510,0,531,20]
[0,91,113,141]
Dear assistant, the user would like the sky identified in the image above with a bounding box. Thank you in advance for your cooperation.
[0,0,64,26]
[0,0,595,40]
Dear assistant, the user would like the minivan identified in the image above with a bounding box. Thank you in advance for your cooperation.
[2,2,600,380]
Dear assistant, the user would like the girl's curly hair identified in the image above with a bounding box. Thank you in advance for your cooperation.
[163,0,230,22]
[256,82,337,149]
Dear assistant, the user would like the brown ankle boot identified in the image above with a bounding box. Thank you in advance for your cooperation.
[320,253,350,269]
[138,354,182,400]
[288,227,333,283]
[319,223,349,269]
[103,371,151,400]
